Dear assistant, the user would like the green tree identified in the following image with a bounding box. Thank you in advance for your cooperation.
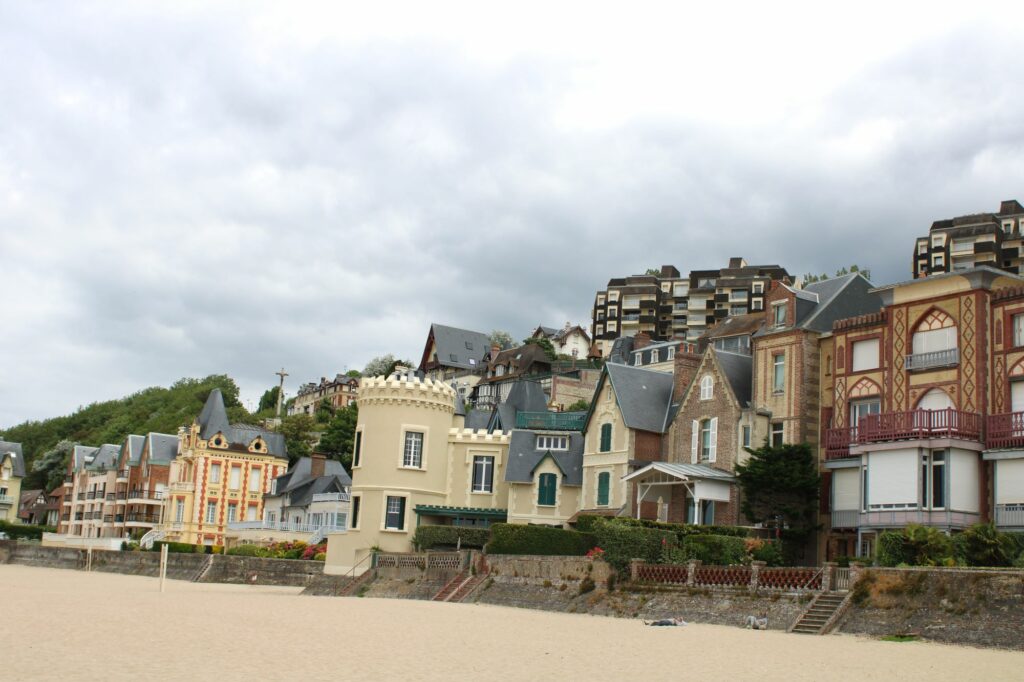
[345,370,362,378]
[645,267,662,276]
[363,354,413,377]
[735,442,820,558]
[31,439,74,492]
[257,386,280,413]
[275,414,317,464]
[566,399,590,411]
[489,330,514,350]
[315,398,334,424]
[317,404,359,470]
[522,336,557,361]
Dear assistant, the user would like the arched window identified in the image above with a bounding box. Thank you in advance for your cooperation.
[597,472,610,506]
[912,310,957,355]
[916,388,953,411]
[700,375,714,400]
[538,473,557,506]
[599,423,612,452]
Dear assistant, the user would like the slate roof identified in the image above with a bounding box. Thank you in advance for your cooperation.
[421,323,491,371]
[198,389,286,457]
[607,335,636,365]
[756,273,882,336]
[504,430,584,486]
[712,349,753,407]
[270,456,351,508]
[87,444,121,471]
[123,435,146,465]
[465,409,492,430]
[0,440,25,477]
[147,433,180,463]
[482,343,551,381]
[491,381,549,432]
[595,363,675,434]
[622,461,736,482]
[703,313,764,340]
[72,445,99,472]
[628,340,686,367]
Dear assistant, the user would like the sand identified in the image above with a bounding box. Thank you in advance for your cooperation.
[1,565,1021,681]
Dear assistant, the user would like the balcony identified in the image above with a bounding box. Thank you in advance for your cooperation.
[985,412,1024,449]
[117,469,129,481]
[127,489,165,503]
[169,482,195,493]
[515,411,587,432]
[905,347,959,371]
[621,313,641,322]
[860,508,980,530]
[311,492,348,503]
[125,513,161,525]
[994,503,1024,528]
[77,493,85,501]
[227,520,346,534]
[0,494,15,505]
[825,409,982,460]
[831,509,859,528]
[86,491,96,500]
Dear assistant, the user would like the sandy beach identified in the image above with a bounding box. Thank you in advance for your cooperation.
[1,565,1021,681]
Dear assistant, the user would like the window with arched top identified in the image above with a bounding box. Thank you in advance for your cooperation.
[916,388,954,411]
[912,310,957,355]
[699,375,714,400]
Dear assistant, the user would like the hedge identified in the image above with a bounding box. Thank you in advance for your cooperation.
[587,518,676,571]
[606,517,751,538]
[413,525,491,551]
[679,534,748,565]
[0,520,55,540]
[151,541,222,554]
[486,523,596,556]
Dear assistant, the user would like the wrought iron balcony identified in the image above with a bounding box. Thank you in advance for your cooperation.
[904,347,959,371]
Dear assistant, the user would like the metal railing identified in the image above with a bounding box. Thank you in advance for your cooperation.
[905,347,959,371]
[859,508,979,529]
[225,520,346,534]
[127,490,165,500]
[125,513,161,524]
[0,494,15,505]
[827,409,981,457]
[831,509,859,528]
[986,412,1024,449]
[515,411,586,431]
[311,493,348,503]
[994,503,1024,527]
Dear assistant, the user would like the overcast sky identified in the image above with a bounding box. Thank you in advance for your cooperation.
[3,2,1024,425]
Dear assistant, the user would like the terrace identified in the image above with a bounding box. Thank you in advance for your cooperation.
[825,408,982,460]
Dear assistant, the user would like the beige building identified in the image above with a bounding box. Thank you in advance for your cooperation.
[288,374,359,416]
[0,440,25,523]
[152,389,289,547]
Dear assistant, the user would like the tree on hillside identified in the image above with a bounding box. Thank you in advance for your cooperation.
[489,330,514,350]
[257,386,280,413]
[276,414,318,464]
[31,440,74,492]
[363,354,412,377]
[522,336,557,360]
[315,398,334,424]
[316,404,359,470]
[735,442,819,555]
[345,369,362,378]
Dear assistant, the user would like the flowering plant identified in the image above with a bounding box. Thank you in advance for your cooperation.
[585,546,605,559]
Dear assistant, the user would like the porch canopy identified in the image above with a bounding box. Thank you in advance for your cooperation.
[413,505,508,527]
[621,462,735,521]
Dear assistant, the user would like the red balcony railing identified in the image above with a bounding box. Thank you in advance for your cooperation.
[825,409,982,459]
[986,413,1024,449]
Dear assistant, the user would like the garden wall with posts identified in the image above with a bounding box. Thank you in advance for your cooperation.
[629,559,830,592]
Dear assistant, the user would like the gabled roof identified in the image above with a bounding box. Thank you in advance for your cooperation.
[123,435,146,465]
[757,273,882,336]
[420,323,491,372]
[622,461,735,483]
[281,474,350,509]
[490,381,549,432]
[587,363,675,434]
[712,349,753,407]
[274,456,351,494]
[505,430,584,486]
[482,343,552,381]
[87,444,121,471]
[0,440,25,477]
[703,313,764,340]
[198,389,286,457]
[147,433,179,464]
[72,445,99,472]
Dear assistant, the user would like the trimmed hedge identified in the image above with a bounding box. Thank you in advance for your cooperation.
[588,518,676,571]
[679,534,748,565]
[0,520,55,540]
[413,525,491,551]
[151,541,222,555]
[486,523,596,556]
[607,517,751,538]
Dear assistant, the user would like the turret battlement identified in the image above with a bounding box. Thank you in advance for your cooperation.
[357,373,456,412]
[448,428,510,444]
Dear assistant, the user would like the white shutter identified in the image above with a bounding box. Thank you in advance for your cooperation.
[851,339,880,372]
[709,418,718,463]
[1011,381,1024,413]
[691,420,699,463]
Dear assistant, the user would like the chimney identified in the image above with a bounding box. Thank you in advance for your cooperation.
[310,452,326,479]
[634,332,652,350]
[728,257,746,269]
[672,346,703,402]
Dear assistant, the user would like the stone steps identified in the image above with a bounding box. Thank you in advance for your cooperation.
[789,593,850,635]
[448,574,486,603]
[432,570,470,602]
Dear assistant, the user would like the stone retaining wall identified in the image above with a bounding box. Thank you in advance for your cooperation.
[485,555,613,588]
[841,566,1024,650]
[0,540,326,587]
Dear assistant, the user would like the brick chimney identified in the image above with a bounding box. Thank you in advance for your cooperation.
[310,452,326,479]
[634,332,652,350]
[672,346,703,402]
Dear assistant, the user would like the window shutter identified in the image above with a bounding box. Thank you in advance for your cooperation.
[397,497,406,530]
[600,423,612,452]
[597,472,609,506]
[690,420,699,463]
[709,418,718,462]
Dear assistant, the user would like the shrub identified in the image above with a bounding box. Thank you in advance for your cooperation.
[0,520,56,540]
[313,552,327,561]
[877,525,953,567]
[486,523,597,557]
[678,534,748,565]
[152,541,212,554]
[603,517,750,538]
[301,543,327,560]
[588,518,676,571]
[413,525,491,551]
[749,539,784,566]
[953,523,1016,567]
[226,544,263,557]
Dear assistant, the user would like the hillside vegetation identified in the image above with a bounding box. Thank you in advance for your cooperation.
[0,375,248,490]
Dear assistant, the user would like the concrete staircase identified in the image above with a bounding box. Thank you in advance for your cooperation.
[789,592,850,635]
[432,569,487,603]
[448,574,486,603]
[337,568,375,597]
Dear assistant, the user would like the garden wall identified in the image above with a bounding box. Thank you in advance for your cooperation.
[485,554,613,588]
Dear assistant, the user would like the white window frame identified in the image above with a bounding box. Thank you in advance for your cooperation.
[771,422,784,447]
[699,375,714,400]
[248,468,261,492]
[402,431,424,468]
[772,353,785,393]
[383,494,408,531]
[851,338,880,372]
[772,302,787,327]
[210,462,221,484]
[742,425,751,448]
[205,501,217,524]
[667,346,676,361]
[1013,314,1024,347]
[536,435,569,451]
[634,352,643,366]
[752,282,764,294]
[226,503,237,523]
[175,500,184,523]
[651,349,659,363]
[229,465,241,490]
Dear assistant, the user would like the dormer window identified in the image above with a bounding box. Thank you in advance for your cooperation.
[537,435,568,451]
[651,349,659,363]
[772,302,787,327]
[212,436,224,447]
[495,365,506,376]
[634,352,643,366]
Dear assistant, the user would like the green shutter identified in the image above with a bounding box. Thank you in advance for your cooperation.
[600,423,612,452]
[538,473,557,506]
[397,497,406,531]
[597,472,610,506]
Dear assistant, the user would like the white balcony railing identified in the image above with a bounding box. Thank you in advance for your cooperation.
[831,509,860,528]
[905,347,959,371]
[995,503,1024,528]
[311,493,349,503]
[0,495,15,505]
[226,520,346,534]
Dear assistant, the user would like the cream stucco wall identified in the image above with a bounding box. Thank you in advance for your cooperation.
[0,455,22,523]
[581,380,630,511]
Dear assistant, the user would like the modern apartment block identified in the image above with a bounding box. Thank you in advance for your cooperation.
[912,200,1024,278]
[821,267,1024,559]
[591,258,790,355]
[288,374,359,416]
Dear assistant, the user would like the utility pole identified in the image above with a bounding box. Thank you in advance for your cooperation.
[274,368,289,418]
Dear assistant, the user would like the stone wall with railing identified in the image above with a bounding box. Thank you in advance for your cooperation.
[629,559,829,592]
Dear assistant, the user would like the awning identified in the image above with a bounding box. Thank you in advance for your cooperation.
[621,462,736,519]
[413,505,508,520]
